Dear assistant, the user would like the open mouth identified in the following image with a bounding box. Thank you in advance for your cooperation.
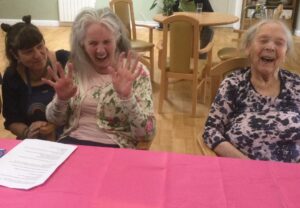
[96,54,108,61]
[260,55,275,63]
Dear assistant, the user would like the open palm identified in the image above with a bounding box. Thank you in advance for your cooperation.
[42,62,77,101]
[109,52,142,99]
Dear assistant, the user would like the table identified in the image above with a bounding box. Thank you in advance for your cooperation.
[1,139,300,208]
[153,12,239,26]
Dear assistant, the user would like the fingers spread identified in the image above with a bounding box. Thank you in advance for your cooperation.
[66,62,74,79]
[130,53,139,73]
[47,65,59,81]
[57,62,66,79]
[125,51,132,71]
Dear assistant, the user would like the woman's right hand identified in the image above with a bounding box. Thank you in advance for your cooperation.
[42,62,77,101]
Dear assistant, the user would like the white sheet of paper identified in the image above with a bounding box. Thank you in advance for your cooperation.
[0,139,77,190]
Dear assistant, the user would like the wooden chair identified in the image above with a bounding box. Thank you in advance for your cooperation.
[217,3,283,61]
[197,57,250,156]
[284,40,300,75]
[217,29,245,61]
[109,0,155,81]
[210,57,250,104]
[157,14,213,116]
[273,3,284,20]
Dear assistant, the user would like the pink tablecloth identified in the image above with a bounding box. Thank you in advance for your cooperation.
[1,139,300,208]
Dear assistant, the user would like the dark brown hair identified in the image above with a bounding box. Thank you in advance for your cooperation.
[1,15,45,68]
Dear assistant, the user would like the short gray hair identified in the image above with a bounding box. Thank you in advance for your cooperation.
[240,19,294,57]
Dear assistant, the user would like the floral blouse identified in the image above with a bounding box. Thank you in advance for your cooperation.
[203,68,300,162]
[46,65,155,148]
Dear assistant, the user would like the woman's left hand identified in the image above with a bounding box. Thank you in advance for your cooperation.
[109,51,142,99]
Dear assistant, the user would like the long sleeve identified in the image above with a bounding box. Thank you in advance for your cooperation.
[119,67,156,141]
[2,69,27,129]
[203,76,237,149]
[46,96,69,126]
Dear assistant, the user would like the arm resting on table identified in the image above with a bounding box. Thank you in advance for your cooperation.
[214,141,249,159]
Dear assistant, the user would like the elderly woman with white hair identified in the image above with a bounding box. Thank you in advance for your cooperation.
[43,7,155,148]
[203,19,300,162]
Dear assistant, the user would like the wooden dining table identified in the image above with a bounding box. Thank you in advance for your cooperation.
[153,11,239,26]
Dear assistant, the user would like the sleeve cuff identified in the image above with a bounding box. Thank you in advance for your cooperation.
[211,139,227,150]
[53,96,69,111]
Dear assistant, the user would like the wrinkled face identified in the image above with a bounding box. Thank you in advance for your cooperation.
[246,22,288,76]
[17,41,48,71]
[83,23,117,73]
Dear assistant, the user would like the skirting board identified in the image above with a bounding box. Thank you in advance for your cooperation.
[0,19,60,27]
[295,29,300,37]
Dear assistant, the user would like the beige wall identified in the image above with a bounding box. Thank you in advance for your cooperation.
[0,0,157,22]
[0,0,58,20]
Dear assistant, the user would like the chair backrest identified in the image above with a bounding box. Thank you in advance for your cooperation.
[210,57,250,103]
[284,41,300,74]
[273,3,283,19]
[161,14,199,75]
[109,0,136,40]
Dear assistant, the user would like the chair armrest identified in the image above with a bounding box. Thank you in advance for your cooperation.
[156,39,163,51]
[198,41,213,55]
[135,23,154,43]
[135,23,155,30]
[233,29,245,35]
[232,29,245,42]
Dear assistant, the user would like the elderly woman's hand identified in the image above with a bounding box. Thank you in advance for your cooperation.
[42,62,77,101]
[109,51,143,100]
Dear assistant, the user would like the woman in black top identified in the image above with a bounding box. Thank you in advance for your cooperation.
[1,15,69,140]
[173,0,213,12]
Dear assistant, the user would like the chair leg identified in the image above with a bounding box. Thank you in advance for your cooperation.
[164,77,168,100]
[158,72,166,114]
[150,48,154,81]
[203,78,208,105]
[192,79,198,116]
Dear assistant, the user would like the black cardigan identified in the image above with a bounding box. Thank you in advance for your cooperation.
[2,49,70,130]
[173,0,214,12]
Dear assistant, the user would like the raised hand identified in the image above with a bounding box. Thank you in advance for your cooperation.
[109,51,142,99]
[42,62,77,101]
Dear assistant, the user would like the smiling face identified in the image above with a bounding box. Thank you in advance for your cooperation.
[246,22,288,77]
[83,23,117,74]
[17,41,48,72]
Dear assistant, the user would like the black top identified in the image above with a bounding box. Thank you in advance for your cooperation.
[2,49,69,130]
[173,0,214,12]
